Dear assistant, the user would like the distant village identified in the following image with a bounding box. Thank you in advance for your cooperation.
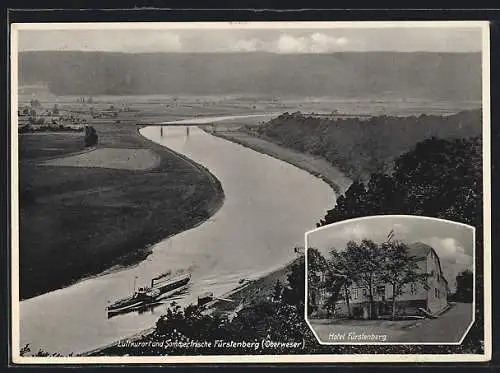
[18,96,131,133]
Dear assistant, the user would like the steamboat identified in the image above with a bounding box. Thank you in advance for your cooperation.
[106,272,191,314]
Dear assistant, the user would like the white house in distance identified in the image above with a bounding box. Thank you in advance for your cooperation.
[321,242,449,319]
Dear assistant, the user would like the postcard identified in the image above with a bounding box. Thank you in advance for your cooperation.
[10,19,491,364]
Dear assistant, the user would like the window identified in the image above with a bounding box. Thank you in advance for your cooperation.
[362,288,367,297]
[410,283,417,295]
[435,288,438,298]
[352,288,359,300]
[376,285,385,297]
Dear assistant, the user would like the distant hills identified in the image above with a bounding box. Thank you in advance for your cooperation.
[18,51,481,100]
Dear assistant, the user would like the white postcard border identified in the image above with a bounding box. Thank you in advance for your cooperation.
[10,20,491,364]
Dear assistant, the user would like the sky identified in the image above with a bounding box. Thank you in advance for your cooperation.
[306,216,474,291]
[17,26,483,53]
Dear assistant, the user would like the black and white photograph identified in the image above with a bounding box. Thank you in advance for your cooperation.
[10,20,490,363]
[305,216,474,344]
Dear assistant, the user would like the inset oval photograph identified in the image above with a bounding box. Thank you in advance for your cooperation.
[305,215,474,345]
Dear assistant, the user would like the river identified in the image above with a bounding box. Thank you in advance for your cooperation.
[18,115,335,355]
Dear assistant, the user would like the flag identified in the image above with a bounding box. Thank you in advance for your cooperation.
[387,229,395,242]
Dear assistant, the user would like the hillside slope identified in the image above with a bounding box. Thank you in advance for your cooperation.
[252,109,482,181]
[19,51,481,100]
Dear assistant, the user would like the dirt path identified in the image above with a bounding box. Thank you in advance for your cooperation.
[309,302,473,344]
[397,302,474,343]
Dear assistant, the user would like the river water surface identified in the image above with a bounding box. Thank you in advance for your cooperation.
[19,115,335,355]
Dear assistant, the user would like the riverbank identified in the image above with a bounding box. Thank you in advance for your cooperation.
[19,120,225,300]
[205,129,352,196]
[85,256,299,356]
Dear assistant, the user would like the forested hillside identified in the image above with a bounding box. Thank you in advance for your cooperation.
[253,109,482,181]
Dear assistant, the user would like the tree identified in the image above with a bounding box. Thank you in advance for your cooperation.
[318,181,367,226]
[30,99,41,108]
[379,241,429,319]
[307,248,328,314]
[454,269,473,303]
[347,239,385,319]
[84,126,99,147]
[20,343,69,357]
[392,136,482,225]
[283,255,305,308]
[328,248,357,318]
[318,136,482,230]
[155,301,231,347]
[272,279,283,302]
[364,173,399,214]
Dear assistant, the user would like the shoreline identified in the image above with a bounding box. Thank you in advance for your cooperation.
[136,125,226,218]
[205,129,352,196]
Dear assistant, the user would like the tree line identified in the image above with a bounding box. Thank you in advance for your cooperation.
[252,110,481,182]
[318,135,482,228]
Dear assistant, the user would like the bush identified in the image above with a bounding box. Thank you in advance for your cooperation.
[84,126,98,147]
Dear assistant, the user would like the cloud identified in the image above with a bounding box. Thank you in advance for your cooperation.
[338,224,369,242]
[310,32,348,50]
[276,33,349,53]
[423,237,471,265]
[213,32,349,53]
[19,28,481,53]
[276,34,308,53]
[132,32,183,52]
[231,38,260,52]
[420,236,473,291]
